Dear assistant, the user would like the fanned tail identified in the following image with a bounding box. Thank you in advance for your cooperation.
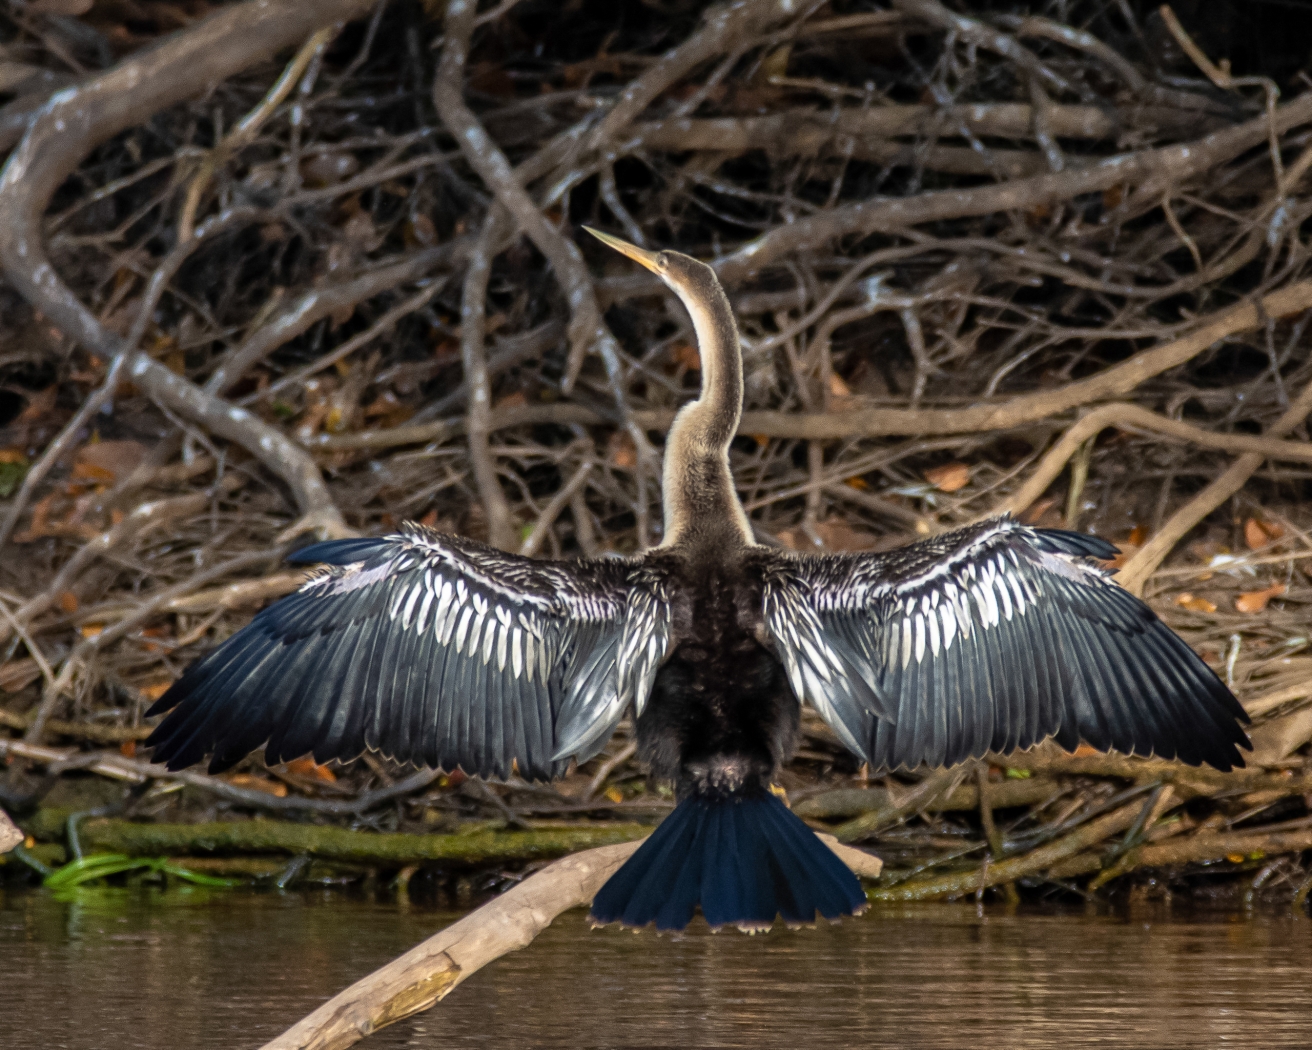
[589,792,866,932]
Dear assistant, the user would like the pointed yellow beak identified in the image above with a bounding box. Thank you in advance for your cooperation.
[583,227,662,273]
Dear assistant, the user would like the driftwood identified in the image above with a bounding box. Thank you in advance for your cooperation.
[259,835,881,1050]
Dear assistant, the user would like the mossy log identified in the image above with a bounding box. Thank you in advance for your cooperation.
[22,810,654,867]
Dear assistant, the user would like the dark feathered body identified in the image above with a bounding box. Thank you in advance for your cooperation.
[636,549,798,800]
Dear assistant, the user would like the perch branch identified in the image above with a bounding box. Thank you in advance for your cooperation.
[260,833,879,1050]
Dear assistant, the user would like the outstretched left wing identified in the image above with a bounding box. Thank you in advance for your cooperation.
[762,516,1249,772]
[147,526,668,780]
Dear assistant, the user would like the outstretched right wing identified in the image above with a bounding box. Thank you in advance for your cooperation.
[146,525,668,780]
[763,516,1249,772]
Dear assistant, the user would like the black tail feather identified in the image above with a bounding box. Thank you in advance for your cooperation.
[590,792,866,932]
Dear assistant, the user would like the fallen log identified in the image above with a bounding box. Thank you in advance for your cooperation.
[21,810,654,867]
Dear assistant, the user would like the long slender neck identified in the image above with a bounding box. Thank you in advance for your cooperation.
[659,267,753,551]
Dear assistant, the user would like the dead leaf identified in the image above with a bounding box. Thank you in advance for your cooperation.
[119,740,137,759]
[924,462,970,493]
[607,431,637,470]
[285,757,338,783]
[80,623,104,640]
[671,342,700,371]
[139,680,172,702]
[226,774,288,798]
[1127,524,1148,546]
[57,591,78,614]
[17,386,57,423]
[1174,593,1217,614]
[300,153,360,187]
[1105,543,1138,570]
[1235,582,1286,614]
[1072,742,1100,757]
[419,509,439,528]
[777,520,875,552]
[844,476,869,491]
[1020,498,1058,525]
[1245,517,1286,550]
[604,785,624,804]
[1246,705,1312,764]
[828,373,852,398]
[493,391,528,411]
[74,439,147,483]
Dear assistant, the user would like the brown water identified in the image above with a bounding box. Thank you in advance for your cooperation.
[2,885,1310,1049]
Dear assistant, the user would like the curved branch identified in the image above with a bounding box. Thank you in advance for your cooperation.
[0,0,377,543]
[261,836,880,1050]
[996,401,1312,520]
[713,92,1312,283]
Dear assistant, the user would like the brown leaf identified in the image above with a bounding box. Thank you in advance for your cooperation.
[1245,517,1285,550]
[119,740,137,759]
[813,520,875,551]
[285,757,338,783]
[828,373,852,398]
[671,342,700,371]
[57,591,78,614]
[300,153,360,187]
[607,431,637,470]
[778,520,875,552]
[1235,582,1286,614]
[139,680,172,703]
[226,774,288,798]
[1105,543,1138,570]
[493,391,528,411]
[1020,497,1057,525]
[1127,524,1148,546]
[74,439,147,483]
[1174,593,1217,614]
[924,462,970,493]
[17,386,57,423]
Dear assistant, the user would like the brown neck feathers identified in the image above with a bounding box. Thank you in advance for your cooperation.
[658,261,752,550]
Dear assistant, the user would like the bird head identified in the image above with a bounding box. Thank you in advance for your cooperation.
[583,227,717,302]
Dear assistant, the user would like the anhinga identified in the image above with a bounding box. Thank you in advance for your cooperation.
[147,230,1250,932]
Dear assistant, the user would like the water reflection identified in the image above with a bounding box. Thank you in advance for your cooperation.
[2,886,1310,1049]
